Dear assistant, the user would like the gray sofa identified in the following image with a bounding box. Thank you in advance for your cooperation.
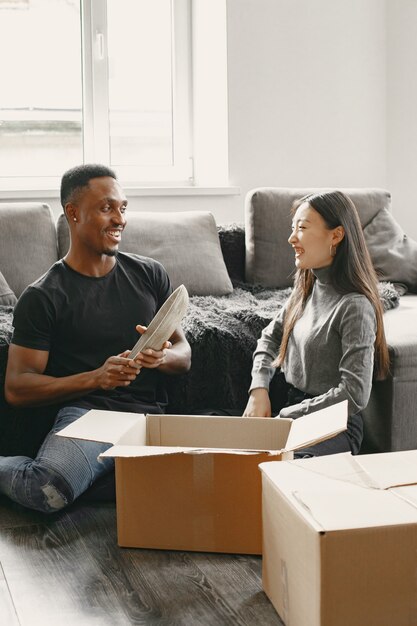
[0,188,416,456]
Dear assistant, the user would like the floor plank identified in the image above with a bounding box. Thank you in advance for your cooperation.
[0,496,45,530]
[0,563,20,626]
[0,498,283,625]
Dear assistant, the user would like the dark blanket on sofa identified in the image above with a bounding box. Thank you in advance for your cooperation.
[165,280,401,415]
[0,281,400,456]
[165,283,292,414]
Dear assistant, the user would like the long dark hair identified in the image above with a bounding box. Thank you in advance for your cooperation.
[274,190,390,380]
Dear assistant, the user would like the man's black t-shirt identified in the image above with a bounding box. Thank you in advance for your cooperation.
[11,252,173,413]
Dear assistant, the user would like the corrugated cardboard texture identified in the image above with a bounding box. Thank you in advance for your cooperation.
[262,472,321,626]
[116,451,283,554]
[56,405,348,554]
[261,455,417,626]
[320,526,417,626]
[146,414,292,451]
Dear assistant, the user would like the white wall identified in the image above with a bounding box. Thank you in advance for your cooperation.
[386,0,417,239]
[11,1,417,240]
[227,0,386,191]
[122,0,388,225]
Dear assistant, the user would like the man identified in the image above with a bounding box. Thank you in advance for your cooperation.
[0,164,191,513]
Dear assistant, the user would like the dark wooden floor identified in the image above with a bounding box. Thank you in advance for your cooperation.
[0,496,283,625]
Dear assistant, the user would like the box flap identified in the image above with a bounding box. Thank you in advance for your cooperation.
[291,452,372,488]
[391,485,417,509]
[292,449,417,490]
[57,409,146,445]
[100,445,277,459]
[283,400,348,451]
[348,450,417,489]
[146,414,291,451]
[100,445,198,458]
[260,459,417,531]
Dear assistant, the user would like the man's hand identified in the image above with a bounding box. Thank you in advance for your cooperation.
[5,344,144,408]
[132,325,172,369]
[243,388,272,418]
[94,350,142,390]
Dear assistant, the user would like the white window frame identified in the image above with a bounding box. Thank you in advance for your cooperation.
[0,0,234,197]
[82,0,193,185]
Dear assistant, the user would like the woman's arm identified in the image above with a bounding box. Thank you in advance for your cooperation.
[280,297,377,419]
[249,307,286,392]
[243,306,286,417]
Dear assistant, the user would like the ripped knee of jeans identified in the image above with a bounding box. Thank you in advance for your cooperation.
[40,482,69,512]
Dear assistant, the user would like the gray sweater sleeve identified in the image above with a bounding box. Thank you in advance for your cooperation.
[279,296,377,419]
[248,304,286,392]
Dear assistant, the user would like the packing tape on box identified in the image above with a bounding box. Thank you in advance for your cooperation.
[281,558,290,624]
[192,453,215,546]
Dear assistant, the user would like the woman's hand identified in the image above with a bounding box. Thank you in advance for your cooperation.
[242,388,272,417]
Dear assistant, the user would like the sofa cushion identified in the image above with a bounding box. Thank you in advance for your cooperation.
[363,209,417,293]
[245,187,391,288]
[0,282,400,454]
[0,271,17,306]
[57,211,233,296]
[0,202,58,297]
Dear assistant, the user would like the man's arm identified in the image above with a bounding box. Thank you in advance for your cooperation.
[133,326,191,375]
[5,344,141,408]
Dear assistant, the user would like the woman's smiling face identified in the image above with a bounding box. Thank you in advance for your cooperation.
[288,202,341,270]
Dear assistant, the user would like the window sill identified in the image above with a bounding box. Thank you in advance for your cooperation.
[125,186,240,197]
[0,185,240,200]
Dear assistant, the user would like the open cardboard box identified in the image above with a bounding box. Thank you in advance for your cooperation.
[58,400,347,554]
[260,450,417,625]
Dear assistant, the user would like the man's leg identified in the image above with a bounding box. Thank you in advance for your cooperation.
[0,407,114,513]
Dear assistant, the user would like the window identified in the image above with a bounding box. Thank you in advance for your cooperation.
[84,0,192,184]
[0,0,83,182]
[0,0,195,189]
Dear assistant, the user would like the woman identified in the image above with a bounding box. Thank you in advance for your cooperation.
[243,190,389,456]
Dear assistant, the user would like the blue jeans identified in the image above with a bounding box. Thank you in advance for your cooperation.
[0,407,114,513]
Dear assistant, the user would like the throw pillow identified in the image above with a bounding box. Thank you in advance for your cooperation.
[57,211,233,297]
[0,271,17,306]
[245,187,391,288]
[363,209,417,293]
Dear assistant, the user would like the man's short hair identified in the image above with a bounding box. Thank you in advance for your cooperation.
[60,164,117,209]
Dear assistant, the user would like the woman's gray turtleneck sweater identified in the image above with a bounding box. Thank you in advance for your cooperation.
[249,266,377,418]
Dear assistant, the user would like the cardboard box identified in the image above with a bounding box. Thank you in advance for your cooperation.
[260,451,417,626]
[58,401,347,554]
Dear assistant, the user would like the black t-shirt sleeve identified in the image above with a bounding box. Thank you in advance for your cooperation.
[153,260,173,308]
[12,287,55,351]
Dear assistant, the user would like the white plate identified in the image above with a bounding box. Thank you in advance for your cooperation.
[129,284,189,358]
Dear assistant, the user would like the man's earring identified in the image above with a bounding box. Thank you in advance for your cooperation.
[330,244,337,257]
[73,217,77,222]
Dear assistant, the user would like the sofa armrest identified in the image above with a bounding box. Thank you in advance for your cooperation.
[362,294,417,452]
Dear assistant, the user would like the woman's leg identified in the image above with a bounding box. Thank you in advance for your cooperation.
[0,407,114,513]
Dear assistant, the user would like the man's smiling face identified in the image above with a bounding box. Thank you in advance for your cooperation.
[71,176,128,257]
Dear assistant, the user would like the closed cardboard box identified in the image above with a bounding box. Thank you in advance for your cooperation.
[260,451,417,626]
[59,402,347,554]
